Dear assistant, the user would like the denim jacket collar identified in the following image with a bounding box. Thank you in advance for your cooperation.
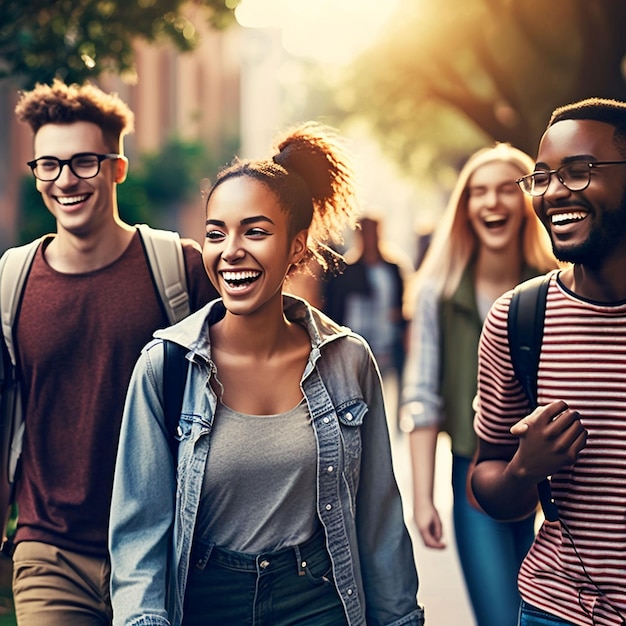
[154,294,351,367]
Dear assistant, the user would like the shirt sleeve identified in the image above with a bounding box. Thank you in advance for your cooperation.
[355,342,424,625]
[400,280,444,430]
[473,291,533,445]
[109,342,175,626]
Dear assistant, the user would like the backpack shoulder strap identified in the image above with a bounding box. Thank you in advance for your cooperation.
[507,273,558,521]
[136,224,190,325]
[0,239,42,364]
[507,274,551,406]
[162,340,189,458]
[0,239,41,547]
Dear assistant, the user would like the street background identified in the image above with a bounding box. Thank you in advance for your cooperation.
[384,375,475,625]
[392,431,475,624]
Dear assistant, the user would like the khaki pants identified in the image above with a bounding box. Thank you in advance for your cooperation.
[12,541,112,626]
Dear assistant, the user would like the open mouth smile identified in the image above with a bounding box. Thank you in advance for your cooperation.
[483,215,508,229]
[220,270,262,290]
[56,194,90,206]
[550,211,588,225]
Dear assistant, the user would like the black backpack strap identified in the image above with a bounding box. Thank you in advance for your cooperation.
[508,274,559,522]
[508,275,550,405]
[162,340,189,459]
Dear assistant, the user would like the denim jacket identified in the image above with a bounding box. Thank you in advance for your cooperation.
[109,295,424,626]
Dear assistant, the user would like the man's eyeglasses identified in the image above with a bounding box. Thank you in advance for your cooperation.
[516,160,626,197]
[27,152,121,182]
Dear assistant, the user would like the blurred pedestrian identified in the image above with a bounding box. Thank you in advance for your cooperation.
[324,215,410,428]
[109,122,425,626]
[401,143,557,626]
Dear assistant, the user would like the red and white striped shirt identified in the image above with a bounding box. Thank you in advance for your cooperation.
[475,271,626,626]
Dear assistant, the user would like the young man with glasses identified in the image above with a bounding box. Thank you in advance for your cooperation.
[3,80,216,625]
[471,98,626,626]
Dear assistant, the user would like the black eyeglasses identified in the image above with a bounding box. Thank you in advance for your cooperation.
[27,152,121,182]
[516,160,626,197]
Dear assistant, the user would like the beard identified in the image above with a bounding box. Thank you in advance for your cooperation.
[551,192,626,267]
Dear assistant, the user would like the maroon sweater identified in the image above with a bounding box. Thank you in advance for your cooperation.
[13,232,216,556]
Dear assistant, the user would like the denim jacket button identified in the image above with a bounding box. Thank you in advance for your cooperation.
[345,412,353,421]
[322,417,330,424]
[327,465,334,472]
[347,588,353,595]
[325,503,332,511]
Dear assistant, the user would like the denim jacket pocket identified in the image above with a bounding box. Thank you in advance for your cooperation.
[337,399,367,459]
[337,399,367,515]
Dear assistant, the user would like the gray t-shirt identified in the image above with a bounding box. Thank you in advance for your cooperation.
[194,398,320,553]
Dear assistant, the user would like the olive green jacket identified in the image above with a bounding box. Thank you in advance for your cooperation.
[438,263,539,458]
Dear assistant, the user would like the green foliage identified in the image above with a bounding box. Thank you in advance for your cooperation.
[118,136,238,224]
[347,0,626,174]
[0,0,239,88]
[142,140,209,207]
[18,175,55,243]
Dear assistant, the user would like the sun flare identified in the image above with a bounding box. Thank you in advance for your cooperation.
[235,0,400,65]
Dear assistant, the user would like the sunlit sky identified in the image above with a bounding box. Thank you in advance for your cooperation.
[233,0,435,259]
[235,0,400,65]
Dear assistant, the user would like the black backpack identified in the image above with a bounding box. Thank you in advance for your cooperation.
[162,340,190,458]
[507,274,559,522]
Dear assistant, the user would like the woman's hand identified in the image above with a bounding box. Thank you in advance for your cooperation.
[414,499,446,549]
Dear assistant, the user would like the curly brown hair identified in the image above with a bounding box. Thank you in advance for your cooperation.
[205,122,360,272]
[15,79,134,153]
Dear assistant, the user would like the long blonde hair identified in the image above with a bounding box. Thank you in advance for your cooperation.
[413,143,556,303]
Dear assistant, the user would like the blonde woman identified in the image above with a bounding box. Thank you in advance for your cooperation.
[401,143,558,626]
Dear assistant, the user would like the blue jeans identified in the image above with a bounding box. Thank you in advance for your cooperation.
[452,454,536,626]
[518,601,573,625]
[183,529,347,625]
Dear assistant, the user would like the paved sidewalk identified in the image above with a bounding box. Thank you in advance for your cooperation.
[389,429,476,625]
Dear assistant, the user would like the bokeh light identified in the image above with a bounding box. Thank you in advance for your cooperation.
[235,0,400,65]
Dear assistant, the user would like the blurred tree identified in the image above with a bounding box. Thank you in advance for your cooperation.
[116,134,238,225]
[0,0,239,88]
[18,175,55,245]
[348,0,626,173]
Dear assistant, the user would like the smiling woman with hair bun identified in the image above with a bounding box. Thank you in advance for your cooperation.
[109,121,425,626]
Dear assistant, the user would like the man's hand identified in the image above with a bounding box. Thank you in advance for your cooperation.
[509,400,587,483]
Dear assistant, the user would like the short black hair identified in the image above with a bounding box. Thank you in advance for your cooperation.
[548,97,626,157]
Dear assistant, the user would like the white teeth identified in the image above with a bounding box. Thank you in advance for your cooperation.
[221,270,262,290]
[57,195,88,205]
[221,271,261,281]
[551,211,587,224]
[484,214,507,223]
[484,216,507,228]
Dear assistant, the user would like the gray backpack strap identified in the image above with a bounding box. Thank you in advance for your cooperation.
[136,224,190,325]
[0,239,41,547]
[0,239,42,364]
